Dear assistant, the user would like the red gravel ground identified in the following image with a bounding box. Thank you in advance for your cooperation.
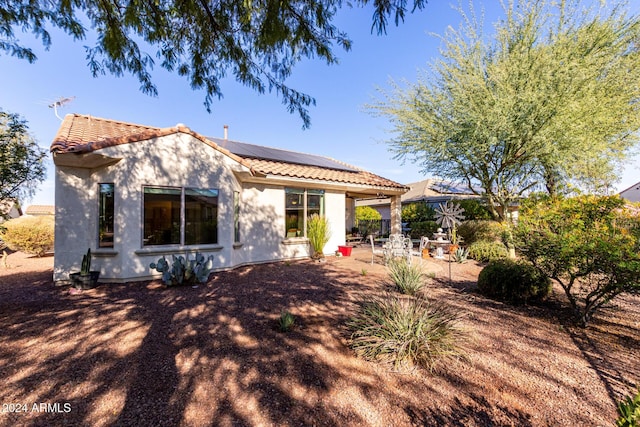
[0,249,638,426]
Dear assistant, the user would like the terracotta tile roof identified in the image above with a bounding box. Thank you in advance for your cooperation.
[51,114,407,191]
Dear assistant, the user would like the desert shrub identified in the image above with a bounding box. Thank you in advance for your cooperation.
[617,386,640,427]
[467,240,509,262]
[406,220,439,239]
[0,215,54,256]
[348,295,465,371]
[387,258,425,295]
[516,195,640,327]
[307,214,331,259]
[457,220,504,245]
[477,259,551,304]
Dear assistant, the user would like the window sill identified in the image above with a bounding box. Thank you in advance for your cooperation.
[281,237,309,245]
[93,250,119,257]
[135,244,224,255]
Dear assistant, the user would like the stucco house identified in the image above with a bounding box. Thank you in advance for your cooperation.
[619,181,640,203]
[50,114,408,283]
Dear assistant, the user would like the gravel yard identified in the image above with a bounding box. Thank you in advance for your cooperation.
[0,249,638,426]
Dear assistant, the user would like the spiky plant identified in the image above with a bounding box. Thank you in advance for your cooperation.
[307,214,331,259]
[348,295,466,371]
[278,310,296,332]
[387,258,425,295]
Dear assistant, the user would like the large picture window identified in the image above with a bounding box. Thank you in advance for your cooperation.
[98,183,115,248]
[143,186,218,246]
[285,188,325,238]
[185,188,218,245]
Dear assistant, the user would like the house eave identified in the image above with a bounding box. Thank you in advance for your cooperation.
[53,152,122,169]
[239,174,407,197]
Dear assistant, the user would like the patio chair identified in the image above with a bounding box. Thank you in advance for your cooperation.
[411,236,429,257]
[369,234,385,264]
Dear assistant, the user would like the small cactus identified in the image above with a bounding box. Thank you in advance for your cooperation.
[150,252,214,286]
[80,248,92,275]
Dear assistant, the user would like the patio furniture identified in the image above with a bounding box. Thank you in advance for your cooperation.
[346,234,364,246]
[369,234,385,264]
[412,236,430,257]
[385,234,413,264]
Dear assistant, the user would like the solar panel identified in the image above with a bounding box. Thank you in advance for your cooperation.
[209,138,359,172]
[430,181,482,194]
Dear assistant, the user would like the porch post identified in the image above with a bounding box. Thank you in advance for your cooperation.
[345,197,356,232]
[390,195,402,235]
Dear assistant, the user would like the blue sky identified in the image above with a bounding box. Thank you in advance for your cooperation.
[1,1,639,208]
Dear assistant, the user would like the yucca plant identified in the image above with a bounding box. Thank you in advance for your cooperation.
[387,258,425,295]
[307,214,331,259]
[348,295,466,371]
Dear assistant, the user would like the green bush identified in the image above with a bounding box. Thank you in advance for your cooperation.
[456,199,492,220]
[467,240,509,262]
[617,386,640,427]
[348,295,465,371]
[402,203,435,222]
[0,215,54,256]
[406,220,439,239]
[477,259,551,304]
[457,220,504,245]
[355,205,382,221]
[387,258,425,295]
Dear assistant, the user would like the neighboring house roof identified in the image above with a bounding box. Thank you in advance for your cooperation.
[358,178,481,208]
[25,205,55,216]
[401,179,481,204]
[619,181,640,203]
[0,199,22,221]
[51,114,407,191]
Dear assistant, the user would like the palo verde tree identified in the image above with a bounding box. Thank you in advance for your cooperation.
[0,110,47,207]
[0,0,428,128]
[515,195,640,328]
[369,0,640,221]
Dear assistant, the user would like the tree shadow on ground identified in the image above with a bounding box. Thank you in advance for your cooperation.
[0,257,637,426]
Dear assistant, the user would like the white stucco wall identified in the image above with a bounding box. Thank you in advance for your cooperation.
[54,133,347,282]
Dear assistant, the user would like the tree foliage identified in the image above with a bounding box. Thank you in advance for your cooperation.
[0,0,427,128]
[0,215,54,257]
[370,0,640,220]
[356,205,382,221]
[515,195,640,327]
[0,110,47,203]
[401,202,434,222]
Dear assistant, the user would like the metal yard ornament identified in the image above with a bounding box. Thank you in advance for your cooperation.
[434,201,465,285]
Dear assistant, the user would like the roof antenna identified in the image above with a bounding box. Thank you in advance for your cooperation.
[48,96,75,120]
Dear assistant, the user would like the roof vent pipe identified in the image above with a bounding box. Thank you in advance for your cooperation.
[224,125,228,140]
